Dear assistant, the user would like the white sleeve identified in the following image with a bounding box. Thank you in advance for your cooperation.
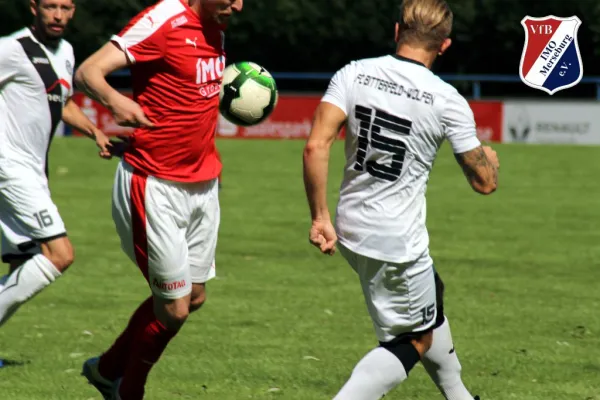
[321,62,356,116]
[441,90,481,154]
[0,38,20,87]
[111,6,166,64]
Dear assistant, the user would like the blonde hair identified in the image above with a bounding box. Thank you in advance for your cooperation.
[397,0,453,51]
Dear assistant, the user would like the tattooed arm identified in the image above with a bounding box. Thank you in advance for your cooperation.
[454,145,499,195]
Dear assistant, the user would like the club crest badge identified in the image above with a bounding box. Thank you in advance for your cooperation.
[66,60,73,76]
[519,16,583,95]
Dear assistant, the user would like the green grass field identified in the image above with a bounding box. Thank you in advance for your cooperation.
[0,138,599,400]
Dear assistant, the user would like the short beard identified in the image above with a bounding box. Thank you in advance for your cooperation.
[33,20,64,48]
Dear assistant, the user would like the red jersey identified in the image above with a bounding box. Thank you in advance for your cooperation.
[111,0,225,182]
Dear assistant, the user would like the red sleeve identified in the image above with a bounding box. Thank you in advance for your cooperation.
[111,7,166,64]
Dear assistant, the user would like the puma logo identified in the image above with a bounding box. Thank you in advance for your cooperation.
[186,37,197,49]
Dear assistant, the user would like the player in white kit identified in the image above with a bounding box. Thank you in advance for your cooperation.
[303,1,499,399]
[0,0,111,328]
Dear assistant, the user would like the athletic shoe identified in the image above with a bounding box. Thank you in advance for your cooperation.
[81,357,114,400]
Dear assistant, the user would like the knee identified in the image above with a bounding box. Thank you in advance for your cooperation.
[155,301,189,331]
[47,243,74,272]
[379,330,434,376]
[189,291,206,313]
[413,330,434,355]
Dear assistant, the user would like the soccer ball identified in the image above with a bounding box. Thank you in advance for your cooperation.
[219,62,278,127]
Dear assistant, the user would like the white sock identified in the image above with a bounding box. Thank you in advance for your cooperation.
[333,347,407,400]
[422,317,475,400]
[0,255,61,327]
[0,274,8,289]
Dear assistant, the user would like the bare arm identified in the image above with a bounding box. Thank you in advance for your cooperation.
[62,98,100,139]
[74,42,128,108]
[454,145,499,195]
[61,97,113,158]
[75,43,154,128]
[303,102,347,255]
[303,102,347,221]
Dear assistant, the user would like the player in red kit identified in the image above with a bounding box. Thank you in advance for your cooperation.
[74,0,242,398]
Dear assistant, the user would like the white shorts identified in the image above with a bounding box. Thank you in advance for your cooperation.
[0,170,66,264]
[112,160,220,300]
[338,243,437,343]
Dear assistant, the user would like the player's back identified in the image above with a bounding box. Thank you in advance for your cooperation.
[111,0,226,183]
[324,55,479,263]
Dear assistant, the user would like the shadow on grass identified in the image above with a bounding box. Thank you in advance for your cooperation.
[0,359,30,369]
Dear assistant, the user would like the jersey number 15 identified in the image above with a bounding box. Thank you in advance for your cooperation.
[353,105,412,182]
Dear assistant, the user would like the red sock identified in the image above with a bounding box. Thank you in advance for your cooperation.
[98,296,154,380]
[118,318,178,400]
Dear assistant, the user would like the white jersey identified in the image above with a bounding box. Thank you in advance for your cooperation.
[322,55,480,263]
[0,28,74,180]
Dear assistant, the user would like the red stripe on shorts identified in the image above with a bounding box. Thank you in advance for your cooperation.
[130,169,149,281]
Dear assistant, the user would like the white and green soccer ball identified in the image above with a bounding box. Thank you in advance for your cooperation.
[219,61,278,127]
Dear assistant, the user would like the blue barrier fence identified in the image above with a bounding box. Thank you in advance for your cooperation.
[111,70,600,100]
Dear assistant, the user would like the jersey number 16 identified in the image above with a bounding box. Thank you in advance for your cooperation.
[353,105,412,182]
